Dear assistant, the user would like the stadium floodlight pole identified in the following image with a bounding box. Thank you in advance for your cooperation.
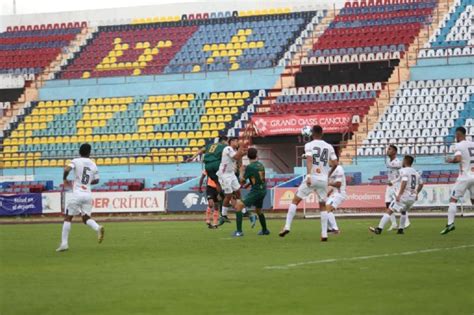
[13,0,16,14]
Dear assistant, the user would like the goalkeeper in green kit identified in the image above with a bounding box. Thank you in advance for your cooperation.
[233,148,269,237]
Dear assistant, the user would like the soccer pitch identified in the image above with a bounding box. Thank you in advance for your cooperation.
[1,218,473,315]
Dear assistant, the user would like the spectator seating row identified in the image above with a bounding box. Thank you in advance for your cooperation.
[1,89,260,167]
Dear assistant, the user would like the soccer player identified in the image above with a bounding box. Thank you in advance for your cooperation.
[441,127,474,235]
[217,137,247,225]
[326,162,346,235]
[385,145,410,231]
[195,136,229,184]
[56,143,104,252]
[370,155,423,235]
[198,170,220,229]
[279,125,338,241]
[233,148,269,237]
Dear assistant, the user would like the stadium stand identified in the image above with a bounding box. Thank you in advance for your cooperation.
[1,90,260,167]
[58,10,324,79]
[369,170,459,185]
[0,23,86,75]
[255,0,437,134]
[358,78,474,156]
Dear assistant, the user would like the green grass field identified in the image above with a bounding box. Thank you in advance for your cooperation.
[1,217,473,315]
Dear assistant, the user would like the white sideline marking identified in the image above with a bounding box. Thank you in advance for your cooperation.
[264,244,474,270]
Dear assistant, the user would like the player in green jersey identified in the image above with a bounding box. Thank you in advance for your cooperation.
[233,148,269,236]
[186,136,228,184]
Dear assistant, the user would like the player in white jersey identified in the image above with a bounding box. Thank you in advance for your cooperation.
[385,145,411,231]
[325,163,346,235]
[441,127,474,235]
[216,137,247,228]
[279,125,338,241]
[370,155,423,235]
[56,144,104,252]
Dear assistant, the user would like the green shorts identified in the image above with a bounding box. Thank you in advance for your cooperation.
[243,190,266,209]
[204,161,220,183]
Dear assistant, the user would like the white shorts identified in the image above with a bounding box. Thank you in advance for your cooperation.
[327,192,346,210]
[385,186,396,203]
[296,176,328,202]
[451,176,474,200]
[389,197,415,213]
[66,192,93,216]
[218,173,240,194]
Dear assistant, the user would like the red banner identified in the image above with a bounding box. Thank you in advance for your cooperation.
[273,185,386,210]
[251,113,353,136]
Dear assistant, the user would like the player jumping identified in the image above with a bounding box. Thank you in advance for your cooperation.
[56,143,104,252]
[279,125,338,241]
[385,145,410,231]
[441,127,474,235]
[198,170,220,229]
[326,162,346,235]
[234,148,270,236]
[217,137,247,228]
[370,155,423,235]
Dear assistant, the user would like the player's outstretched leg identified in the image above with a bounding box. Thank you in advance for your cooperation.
[441,199,458,235]
[320,201,329,242]
[82,215,104,243]
[369,211,392,235]
[256,208,270,235]
[388,213,398,231]
[233,199,245,237]
[280,198,301,237]
[398,211,407,234]
[56,215,73,252]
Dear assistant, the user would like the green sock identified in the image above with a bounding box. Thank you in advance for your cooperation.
[236,211,243,232]
[258,213,267,231]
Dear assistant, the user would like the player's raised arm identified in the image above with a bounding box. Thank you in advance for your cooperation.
[186,147,206,163]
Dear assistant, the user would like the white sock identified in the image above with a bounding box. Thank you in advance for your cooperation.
[242,208,247,214]
[399,214,407,229]
[61,221,71,246]
[448,203,457,225]
[405,212,410,224]
[321,211,329,238]
[284,203,297,231]
[222,206,229,216]
[86,219,100,232]
[327,212,338,230]
[390,213,397,226]
[378,213,391,230]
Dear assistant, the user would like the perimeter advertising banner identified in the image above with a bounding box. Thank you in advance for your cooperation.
[0,193,43,216]
[167,190,273,212]
[251,113,353,136]
[415,184,472,207]
[65,191,166,213]
[273,185,386,210]
[273,184,472,210]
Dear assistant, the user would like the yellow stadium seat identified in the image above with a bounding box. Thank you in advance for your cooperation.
[159,156,167,163]
[187,131,195,138]
[195,131,203,138]
[203,131,211,138]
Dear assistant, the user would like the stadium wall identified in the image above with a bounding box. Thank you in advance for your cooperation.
[39,68,283,100]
